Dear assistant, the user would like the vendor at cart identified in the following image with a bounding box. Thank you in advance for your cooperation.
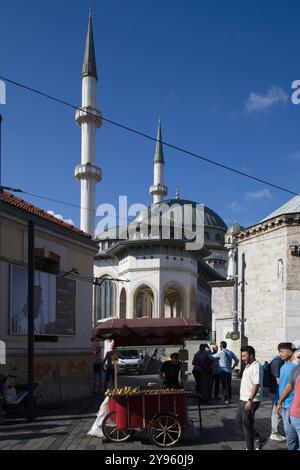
[159,353,181,388]
[103,346,123,391]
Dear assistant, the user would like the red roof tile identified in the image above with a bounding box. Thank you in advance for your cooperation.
[0,190,91,238]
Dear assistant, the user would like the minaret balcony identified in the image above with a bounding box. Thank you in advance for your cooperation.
[149,184,168,197]
[75,106,102,128]
[75,163,102,182]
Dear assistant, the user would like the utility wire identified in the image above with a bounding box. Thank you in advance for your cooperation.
[1,185,205,231]
[2,185,300,249]
[0,75,298,197]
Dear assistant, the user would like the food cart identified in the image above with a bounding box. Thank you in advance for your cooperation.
[92,317,207,448]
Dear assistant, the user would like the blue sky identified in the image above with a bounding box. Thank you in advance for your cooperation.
[1,0,300,231]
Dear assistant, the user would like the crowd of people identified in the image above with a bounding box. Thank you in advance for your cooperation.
[90,340,300,450]
[159,341,300,451]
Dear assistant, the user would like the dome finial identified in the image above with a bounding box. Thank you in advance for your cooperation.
[176,187,180,200]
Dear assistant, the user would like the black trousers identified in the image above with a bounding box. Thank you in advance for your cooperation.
[192,370,201,393]
[212,373,220,398]
[192,370,212,402]
[236,400,260,450]
[219,372,232,400]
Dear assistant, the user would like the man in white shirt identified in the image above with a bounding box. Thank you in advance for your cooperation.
[237,345,264,450]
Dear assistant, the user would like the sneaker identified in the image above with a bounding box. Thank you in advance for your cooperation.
[255,437,266,450]
[269,433,286,442]
[224,400,230,405]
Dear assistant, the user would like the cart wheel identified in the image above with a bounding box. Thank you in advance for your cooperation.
[101,411,133,442]
[149,412,182,448]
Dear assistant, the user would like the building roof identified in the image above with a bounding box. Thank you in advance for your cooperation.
[0,190,91,238]
[82,13,98,80]
[261,195,300,222]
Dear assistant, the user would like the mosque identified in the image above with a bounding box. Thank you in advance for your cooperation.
[75,15,300,358]
[75,14,228,331]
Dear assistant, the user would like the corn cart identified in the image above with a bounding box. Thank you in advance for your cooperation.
[92,317,207,448]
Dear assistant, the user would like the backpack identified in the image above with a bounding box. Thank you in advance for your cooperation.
[263,359,279,392]
[262,362,273,388]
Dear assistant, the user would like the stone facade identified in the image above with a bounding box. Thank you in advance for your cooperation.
[211,215,300,362]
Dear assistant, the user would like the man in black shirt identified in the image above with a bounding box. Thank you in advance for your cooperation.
[160,353,181,388]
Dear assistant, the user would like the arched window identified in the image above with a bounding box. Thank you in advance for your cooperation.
[163,285,183,318]
[134,285,154,318]
[95,279,116,321]
[119,288,127,319]
[204,231,210,240]
[189,288,197,320]
[215,233,221,242]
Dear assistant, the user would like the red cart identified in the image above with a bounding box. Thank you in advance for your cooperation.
[102,390,188,448]
[92,318,207,447]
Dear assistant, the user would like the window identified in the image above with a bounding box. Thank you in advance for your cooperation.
[215,233,221,242]
[119,288,127,319]
[95,279,116,320]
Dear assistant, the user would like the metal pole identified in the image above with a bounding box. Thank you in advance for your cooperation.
[240,253,246,341]
[27,220,35,421]
[232,245,239,334]
[0,114,2,192]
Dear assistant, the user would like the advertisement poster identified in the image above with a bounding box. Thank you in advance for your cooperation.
[10,265,76,336]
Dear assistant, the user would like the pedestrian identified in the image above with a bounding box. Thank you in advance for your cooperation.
[289,349,300,449]
[236,345,264,450]
[192,344,213,402]
[102,346,122,391]
[262,353,285,442]
[276,345,299,450]
[210,344,221,400]
[160,353,181,388]
[213,341,239,405]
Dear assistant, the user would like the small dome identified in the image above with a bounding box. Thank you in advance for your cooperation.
[226,223,242,236]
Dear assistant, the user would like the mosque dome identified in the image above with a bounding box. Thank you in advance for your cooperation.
[133,199,227,230]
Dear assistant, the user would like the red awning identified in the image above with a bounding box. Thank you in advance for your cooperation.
[92,317,208,347]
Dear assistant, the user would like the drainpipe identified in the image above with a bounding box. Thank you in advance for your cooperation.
[232,244,239,334]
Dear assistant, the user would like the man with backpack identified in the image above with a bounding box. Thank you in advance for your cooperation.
[263,354,286,441]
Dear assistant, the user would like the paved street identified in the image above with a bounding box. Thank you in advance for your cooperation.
[0,376,287,451]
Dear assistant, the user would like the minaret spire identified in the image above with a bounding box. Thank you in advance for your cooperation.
[82,12,98,80]
[75,13,102,236]
[149,119,168,204]
[154,118,164,164]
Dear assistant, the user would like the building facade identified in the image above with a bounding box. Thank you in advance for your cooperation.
[0,191,97,404]
[211,196,300,362]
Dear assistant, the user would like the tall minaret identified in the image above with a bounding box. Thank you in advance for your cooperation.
[75,12,102,236]
[149,119,168,204]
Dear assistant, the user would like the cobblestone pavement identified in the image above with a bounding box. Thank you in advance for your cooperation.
[0,376,287,451]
